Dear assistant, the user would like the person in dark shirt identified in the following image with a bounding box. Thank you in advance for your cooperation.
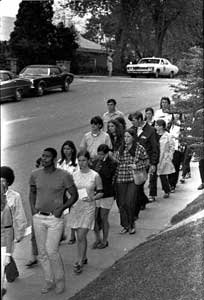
[91,144,118,248]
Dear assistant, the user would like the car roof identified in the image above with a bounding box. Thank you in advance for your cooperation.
[24,65,60,68]
[139,57,166,60]
[0,70,13,73]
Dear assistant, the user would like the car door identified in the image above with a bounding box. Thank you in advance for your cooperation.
[163,59,171,75]
[49,67,62,88]
[160,59,167,75]
[0,72,15,101]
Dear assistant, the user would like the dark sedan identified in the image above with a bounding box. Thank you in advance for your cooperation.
[0,70,31,102]
[19,65,74,96]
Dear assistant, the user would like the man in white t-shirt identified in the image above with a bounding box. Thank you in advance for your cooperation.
[102,99,125,130]
[80,116,112,160]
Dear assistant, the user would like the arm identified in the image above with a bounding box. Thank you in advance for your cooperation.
[53,184,78,218]
[11,193,27,242]
[29,185,38,215]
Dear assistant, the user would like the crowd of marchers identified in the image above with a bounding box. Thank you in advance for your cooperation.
[1,97,204,297]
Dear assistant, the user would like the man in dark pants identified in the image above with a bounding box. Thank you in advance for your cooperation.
[128,111,160,213]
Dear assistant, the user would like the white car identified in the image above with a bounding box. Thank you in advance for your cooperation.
[126,57,179,78]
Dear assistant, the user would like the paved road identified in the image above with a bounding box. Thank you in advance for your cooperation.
[1,76,179,219]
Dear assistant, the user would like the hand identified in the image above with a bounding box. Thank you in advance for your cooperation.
[53,207,63,218]
[149,165,156,174]
[4,255,11,266]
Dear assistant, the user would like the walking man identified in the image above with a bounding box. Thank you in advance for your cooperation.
[29,147,78,294]
[103,99,125,130]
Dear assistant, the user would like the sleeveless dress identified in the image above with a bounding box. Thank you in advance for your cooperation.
[66,169,100,230]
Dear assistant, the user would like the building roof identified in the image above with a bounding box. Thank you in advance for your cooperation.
[77,35,106,53]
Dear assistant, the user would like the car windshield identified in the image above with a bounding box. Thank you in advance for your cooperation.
[21,67,49,76]
[138,59,160,64]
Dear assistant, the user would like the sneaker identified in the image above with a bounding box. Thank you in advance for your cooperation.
[170,186,175,193]
[41,281,55,294]
[163,193,169,199]
[129,228,136,235]
[119,228,128,234]
[148,196,156,202]
[25,259,38,267]
[197,183,204,190]
[180,178,185,184]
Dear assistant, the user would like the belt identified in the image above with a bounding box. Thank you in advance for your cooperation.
[4,225,12,228]
[38,211,53,216]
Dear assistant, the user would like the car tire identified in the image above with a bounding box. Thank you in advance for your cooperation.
[169,71,174,78]
[15,89,22,102]
[155,70,160,78]
[36,83,44,96]
[62,77,70,92]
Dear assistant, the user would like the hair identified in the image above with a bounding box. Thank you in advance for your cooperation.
[119,128,138,157]
[156,119,166,129]
[145,107,154,115]
[0,166,15,186]
[128,111,143,121]
[114,116,126,131]
[107,119,124,151]
[90,116,104,129]
[35,157,42,168]
[44,147,57,159]
[58,140,77,166]
[160,97,171,108]
[97,144,110,154]
[77,149,91,161]
[107,98,116,105]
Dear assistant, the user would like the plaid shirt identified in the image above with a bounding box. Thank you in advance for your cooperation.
[115,144,149,183]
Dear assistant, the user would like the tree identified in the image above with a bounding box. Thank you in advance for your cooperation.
[171,47,204,159]
[9,0,78,71]
[9,0,55,70]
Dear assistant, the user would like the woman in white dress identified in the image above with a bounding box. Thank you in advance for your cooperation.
[67,149,103,274]
[154,97,173,131]
[57,140,79,244]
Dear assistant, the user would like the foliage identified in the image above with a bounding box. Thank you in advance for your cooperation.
[9,0,78,71]
[171,47,204,158]
[63,0,203,70]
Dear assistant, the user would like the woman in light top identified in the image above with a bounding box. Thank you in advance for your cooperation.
[154,97,173,131]
[66,150,103,274]
[57,140,79,244]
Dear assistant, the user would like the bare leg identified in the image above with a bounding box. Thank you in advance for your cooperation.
[76,228,89,265]
[100,208,110,244]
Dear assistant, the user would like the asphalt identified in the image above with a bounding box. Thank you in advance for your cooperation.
[4,161,203,300]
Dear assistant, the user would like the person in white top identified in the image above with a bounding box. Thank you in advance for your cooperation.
[107,52,113,76]
[154,97,173,131]
[57,140,79,244]
[102,99,125,130]
[80,116,112,160]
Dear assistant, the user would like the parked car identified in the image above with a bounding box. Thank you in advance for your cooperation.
[19,65,74,96]
[0,70,31,102]
[126,57,179,78]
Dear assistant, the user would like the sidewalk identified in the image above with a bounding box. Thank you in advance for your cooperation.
[4,162,203,300]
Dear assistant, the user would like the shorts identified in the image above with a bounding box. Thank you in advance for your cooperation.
[96,197,114,210]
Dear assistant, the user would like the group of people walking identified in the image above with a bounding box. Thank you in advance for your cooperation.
[1,96,203,297]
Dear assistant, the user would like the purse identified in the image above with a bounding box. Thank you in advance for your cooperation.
[5,256,19,282]
[132,169,148,185]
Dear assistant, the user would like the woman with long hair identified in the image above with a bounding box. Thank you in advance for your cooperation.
[57,140,78,244]
[115,128,149,234]
[107,119,124,156]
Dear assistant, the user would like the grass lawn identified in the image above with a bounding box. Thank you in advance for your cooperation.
[171,193,204,225]
[69,195,204,300]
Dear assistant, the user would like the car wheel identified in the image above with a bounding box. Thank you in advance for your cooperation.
[15,89,22,102]
[36,83,44,96]
[155,70,160,78]
[62,77,70,92]
[169,71,174,78]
